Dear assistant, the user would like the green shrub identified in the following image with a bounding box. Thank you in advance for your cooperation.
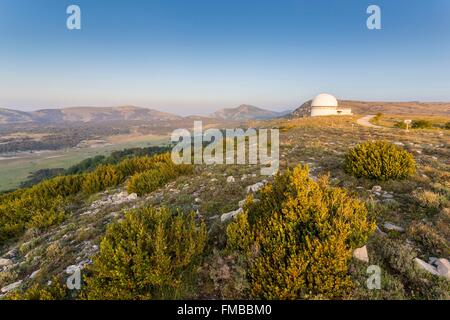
[344,140,416,180]
[83,206,206,300]
[6,276,69,300]
[127,163,193,196]
[411,120,433,129]
[226,165,375,299]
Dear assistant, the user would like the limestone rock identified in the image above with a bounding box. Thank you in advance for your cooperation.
[434,258,450,279]
[29,269,41,279]
[353,245,369,263]
[0,258,13,267]
[221,208,243,223]
[414,258,439,276]
[246,180,267,193]
[383,222,405,232]
[372,185,382,193]
[1,280,23,293]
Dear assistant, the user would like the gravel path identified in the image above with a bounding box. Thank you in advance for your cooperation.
[357,115,382,129]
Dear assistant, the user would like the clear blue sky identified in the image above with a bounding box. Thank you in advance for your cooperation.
[1,0,449,115]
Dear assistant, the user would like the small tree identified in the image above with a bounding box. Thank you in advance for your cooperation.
[227,165,374,299]
[344,140,416,180]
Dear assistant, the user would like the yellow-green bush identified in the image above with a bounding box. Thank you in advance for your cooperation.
[6,277,69,300]
[344,140,416,180]
[127,163,193,196]
[83,206,206,300]
[0,152,190,246]
[227,165,374,299]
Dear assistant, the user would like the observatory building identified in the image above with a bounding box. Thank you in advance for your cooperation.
[294,93,352,117]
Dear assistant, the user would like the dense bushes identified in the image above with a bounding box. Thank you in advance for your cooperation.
[226,165,374,299]
[0,152,191,246]
[344,140,416,180]
[127,162,193,196]
[83,206,206,299]
[411,120,433,129]
[395,119,434,129]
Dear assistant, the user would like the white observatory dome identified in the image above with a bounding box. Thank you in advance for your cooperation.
[311,93,338,107]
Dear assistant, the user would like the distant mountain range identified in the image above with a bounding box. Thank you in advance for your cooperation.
[0,105,289,125]
[4,100,447,125]
[210,104,290,120]
[0,106,183,124]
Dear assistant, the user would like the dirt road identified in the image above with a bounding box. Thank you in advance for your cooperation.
[357,115,382,129]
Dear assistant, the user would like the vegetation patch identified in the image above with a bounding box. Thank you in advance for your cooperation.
[226,165,375,299]
[344,140,416,181]
[83,206,206,300]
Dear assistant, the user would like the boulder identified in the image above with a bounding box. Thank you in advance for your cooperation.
[29,269,41,279]
[126,193,138,201]
[414,258,439,276]
[1,280,22,293]
[353,245,369,263]
[434,258,450,279]
[0,258,13,267]
[221,208,243,223]
[246,181,267,193]
[383,222,405,232]
[372,185,382,193]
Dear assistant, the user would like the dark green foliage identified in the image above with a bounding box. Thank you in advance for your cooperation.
[344,140,416,180]
[226,165,375,299]
[83,206,207,300]
[5,276,70,300]
[20,168,66,188]
[66,146,171,175]
[411,120,433,129]
[395,119,434,129]
[127,162,193,196]
[0,152,189,246]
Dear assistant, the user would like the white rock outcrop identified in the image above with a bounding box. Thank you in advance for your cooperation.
[353,245,369,263]
[246,180,267,193]
[435,258,450,279]
[221,208,243,223]
[383,222,405,232]
[414,258,440,276]
[1,280,22,293]
[0,258,13,267]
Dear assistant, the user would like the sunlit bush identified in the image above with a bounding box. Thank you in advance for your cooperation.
[344,140,416,180]
[227,165,374,299]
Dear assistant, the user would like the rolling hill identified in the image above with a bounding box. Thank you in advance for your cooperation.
[211,104,289,120]
[292,100,450,117]
[0,106,182,124]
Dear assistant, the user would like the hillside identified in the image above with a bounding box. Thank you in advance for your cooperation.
[0,115,448,300]
[0,108,35,124]
[211,104,288,120]
[292,100,450,117]
[0,106,182,124]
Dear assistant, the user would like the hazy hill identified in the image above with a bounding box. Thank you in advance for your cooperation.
[0,108,35,124]
[0,106,182,124]
[292,100,450,117]
[211,104,289,120]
